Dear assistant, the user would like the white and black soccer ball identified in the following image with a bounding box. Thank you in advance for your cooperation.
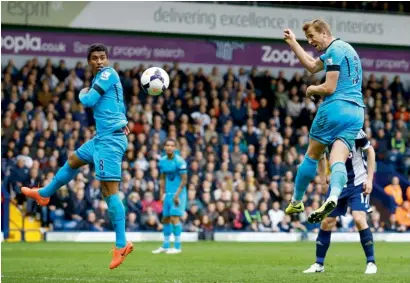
[140,67,170,96]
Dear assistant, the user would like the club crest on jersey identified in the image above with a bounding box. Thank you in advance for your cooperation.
[100,71,111,80]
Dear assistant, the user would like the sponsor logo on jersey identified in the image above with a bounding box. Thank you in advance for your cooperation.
[100,71,111,80]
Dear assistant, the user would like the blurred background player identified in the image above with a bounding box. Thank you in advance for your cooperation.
[283,20,365,223]
[153,138,188,254]
[21,44,133,269]
[304,129,377,274]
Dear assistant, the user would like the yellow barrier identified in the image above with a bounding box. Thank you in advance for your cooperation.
[6,203,43,242]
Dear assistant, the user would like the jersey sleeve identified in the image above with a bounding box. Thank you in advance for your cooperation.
[321,47,343,72]
[92,68,118,96]
[177,158,187,175]
[356,137,371,149]
[79,88,101,108]
[355,130,371,149]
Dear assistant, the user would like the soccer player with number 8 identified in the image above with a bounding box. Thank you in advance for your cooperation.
[21,44,133,269]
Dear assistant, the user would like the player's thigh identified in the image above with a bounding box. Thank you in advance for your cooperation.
[309,104,334,146]
[330,101,364,152]
[349,188,370,229]
[93,134,128,182]
[329,140,350,165]
[73,139,95,166]
[320,217,337,231]
[310,101,364,151]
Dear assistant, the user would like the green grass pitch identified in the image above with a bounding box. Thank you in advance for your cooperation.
[2,242,410,283]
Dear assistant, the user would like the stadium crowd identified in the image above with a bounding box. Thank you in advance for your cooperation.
[1,56,410,234]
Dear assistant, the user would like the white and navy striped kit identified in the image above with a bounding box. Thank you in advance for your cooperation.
[327,129,370,187]
[345,129,370,187]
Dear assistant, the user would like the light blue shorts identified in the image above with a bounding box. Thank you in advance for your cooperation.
[75,132,128,181]
[310,100,364,151]
[163,193,187,217]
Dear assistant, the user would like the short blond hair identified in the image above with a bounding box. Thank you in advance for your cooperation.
[302,19,332,36]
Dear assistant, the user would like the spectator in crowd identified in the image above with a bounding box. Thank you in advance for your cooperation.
[76,211,104,231]
[384,177,404,205]
[268,201,285,231]
[407,186,410,201]
[277,215,293,232]
[369,210,384,233]
[258,215,273,232]
[141,206,162,231]
[126,212,140,231]
[199,215,214,240]
[395,201,410,231]
[214,215,229,231]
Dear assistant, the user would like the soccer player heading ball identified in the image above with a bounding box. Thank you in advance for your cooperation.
[22,43,133,269]
[283,20,365,223]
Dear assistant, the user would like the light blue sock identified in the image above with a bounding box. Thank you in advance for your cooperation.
[329,162,347,198]
[162,223,172,249]
[39,162,78,197]
[105,194,126,249]
[293,155,319,201]
[173,222,182,250]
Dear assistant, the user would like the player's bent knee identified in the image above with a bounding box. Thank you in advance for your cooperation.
[100,181,119,197]
[352,211,368,230]
[68,154,87,169]
[170,216,180,224]
[320,217,336,231]
[306,139,327,160]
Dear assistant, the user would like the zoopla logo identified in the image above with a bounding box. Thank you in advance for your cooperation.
[261,45,314,66]
[1,33,66,54]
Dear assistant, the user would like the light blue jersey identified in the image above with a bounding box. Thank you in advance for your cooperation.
[77,66,128,181]
[319,39,365,108]
[80,67,127,136]
[159,154,187,195]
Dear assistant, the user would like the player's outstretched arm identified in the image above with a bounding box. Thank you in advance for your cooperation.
[363,146,376,195]
[283,28,323,74]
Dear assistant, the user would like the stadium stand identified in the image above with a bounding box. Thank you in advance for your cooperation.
[2,55,409,234]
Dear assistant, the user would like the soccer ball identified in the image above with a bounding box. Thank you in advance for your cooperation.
[140,67,170,96]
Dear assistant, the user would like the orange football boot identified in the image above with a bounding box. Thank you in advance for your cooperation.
[109,241,134,269]
[21,187,50,206]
